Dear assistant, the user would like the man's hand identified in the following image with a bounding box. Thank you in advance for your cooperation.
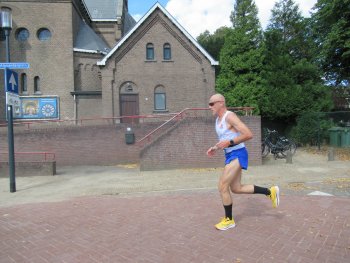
[206,145,218,156]
[215,140,230,149]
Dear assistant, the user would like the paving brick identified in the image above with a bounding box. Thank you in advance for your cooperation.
[0,193,349,262]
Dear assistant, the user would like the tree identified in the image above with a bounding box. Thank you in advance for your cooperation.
[311,0,350,85]
[197,27,231,76]
[262,0,332,121]
[197,27,231,61]
[216,0,266,113]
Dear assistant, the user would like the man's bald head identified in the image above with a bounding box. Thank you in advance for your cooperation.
[209,94,225,105]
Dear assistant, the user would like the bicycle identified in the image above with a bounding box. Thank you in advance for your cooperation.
[262,128,297,159]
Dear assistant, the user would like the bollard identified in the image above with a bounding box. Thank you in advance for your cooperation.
[286,150,293,164]
[328,148,335,161]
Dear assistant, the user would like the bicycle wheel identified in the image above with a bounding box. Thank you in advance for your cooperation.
[262,142,270,157]
[275,140,290,158]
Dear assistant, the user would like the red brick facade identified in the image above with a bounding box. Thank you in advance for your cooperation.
[0,116,261,171]
[0,1,216,122]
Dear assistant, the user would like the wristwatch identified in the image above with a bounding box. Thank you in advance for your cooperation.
[229,139,235,147]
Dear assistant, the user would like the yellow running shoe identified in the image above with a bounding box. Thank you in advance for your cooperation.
[215,217,236,231]
[269,186,280,208]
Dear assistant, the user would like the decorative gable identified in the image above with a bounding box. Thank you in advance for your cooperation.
[97,3,218,66]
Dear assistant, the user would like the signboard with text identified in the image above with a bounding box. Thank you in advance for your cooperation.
[0,62,30,69]
[6,92,21,118]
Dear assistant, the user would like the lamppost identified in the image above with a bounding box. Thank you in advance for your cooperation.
[0,8,12,61]
[0,8,16,193]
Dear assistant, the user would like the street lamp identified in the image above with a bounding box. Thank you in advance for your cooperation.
[0,8,12,62]
[0,8,16,193]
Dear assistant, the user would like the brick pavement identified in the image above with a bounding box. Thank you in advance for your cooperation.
[0,191,349,263]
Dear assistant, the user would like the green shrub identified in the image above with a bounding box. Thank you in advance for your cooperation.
[291,112,334,146]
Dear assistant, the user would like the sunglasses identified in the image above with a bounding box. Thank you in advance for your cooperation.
[208,101,223,106]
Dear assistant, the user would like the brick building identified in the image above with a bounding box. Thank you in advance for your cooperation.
[0,0,217,122]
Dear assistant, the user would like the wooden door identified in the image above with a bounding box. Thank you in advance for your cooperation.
[120,94,139,123]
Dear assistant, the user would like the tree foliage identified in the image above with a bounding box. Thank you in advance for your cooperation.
[207,0,339,122]
[196,27,231,61]
[311,0,350,85]
[262,0,332,120]
[216,0,266,113]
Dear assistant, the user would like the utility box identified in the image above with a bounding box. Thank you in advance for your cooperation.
[125,127,135,145]
[340,128,350,147]
[329,127,341,147]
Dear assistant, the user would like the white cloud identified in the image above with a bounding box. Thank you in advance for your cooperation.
[132,14,143,22]
[163,0,317,38]
[166,0,232,38]
[255,0,317,29]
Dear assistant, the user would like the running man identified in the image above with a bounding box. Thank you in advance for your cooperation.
[206,93,279,231]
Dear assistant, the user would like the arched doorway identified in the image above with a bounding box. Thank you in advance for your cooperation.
[119,82,139,123]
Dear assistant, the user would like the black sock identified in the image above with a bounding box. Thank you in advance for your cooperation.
[224,204,232,220]
[254,185,271,196]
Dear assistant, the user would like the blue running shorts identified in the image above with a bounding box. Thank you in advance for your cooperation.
[224,147,248,170]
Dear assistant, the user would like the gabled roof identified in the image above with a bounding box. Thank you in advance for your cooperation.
[82,0,122,21]
[74,19,110,54]
[97,3,219,66]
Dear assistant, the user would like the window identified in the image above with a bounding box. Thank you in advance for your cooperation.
[34,76,41,93]
[37,28,52,41]
[146,43,154,60]
[163,43,171,60]
[154,86,166,110]
[21,73,27,93]
[16,28,30,41]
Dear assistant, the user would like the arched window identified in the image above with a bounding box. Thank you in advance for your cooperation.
[163,43,171,60]
[21,73,27,93]
[146,43,154,60]
[34,76,41,93]
[154,86,166,110]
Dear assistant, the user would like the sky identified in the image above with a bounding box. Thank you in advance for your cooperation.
[129,0,318,38]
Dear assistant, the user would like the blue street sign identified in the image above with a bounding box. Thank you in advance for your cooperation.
[5,69,19,94]
[0,62,30,69]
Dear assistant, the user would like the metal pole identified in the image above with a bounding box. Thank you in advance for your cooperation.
[4,29,10,62]
[7,105,16,192]
[317,114,320,151]
[4,28,16,192]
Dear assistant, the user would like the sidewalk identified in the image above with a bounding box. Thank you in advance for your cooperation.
[0,150,349,262]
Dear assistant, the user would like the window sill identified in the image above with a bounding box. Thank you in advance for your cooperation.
[34,92,42,95]
[145,60,157,63]
[162,60,173,62]
[153,109,169,113]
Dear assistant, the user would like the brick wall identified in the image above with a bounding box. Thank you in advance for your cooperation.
[0,116,261,171]
[0,123,155,166]
[140,116,262,170]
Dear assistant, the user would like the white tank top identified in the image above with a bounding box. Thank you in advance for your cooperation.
[215,111,245,153]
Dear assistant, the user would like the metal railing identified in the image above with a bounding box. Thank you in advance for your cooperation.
[0,107,254,130]
[136,107,254,146]
[0,113,177,130]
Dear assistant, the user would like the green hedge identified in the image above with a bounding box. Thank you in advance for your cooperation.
[291,112,334,146]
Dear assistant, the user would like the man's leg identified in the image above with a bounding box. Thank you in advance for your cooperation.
[229,167,280,208]
[218,159,242,206]
[215,159,241,230]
